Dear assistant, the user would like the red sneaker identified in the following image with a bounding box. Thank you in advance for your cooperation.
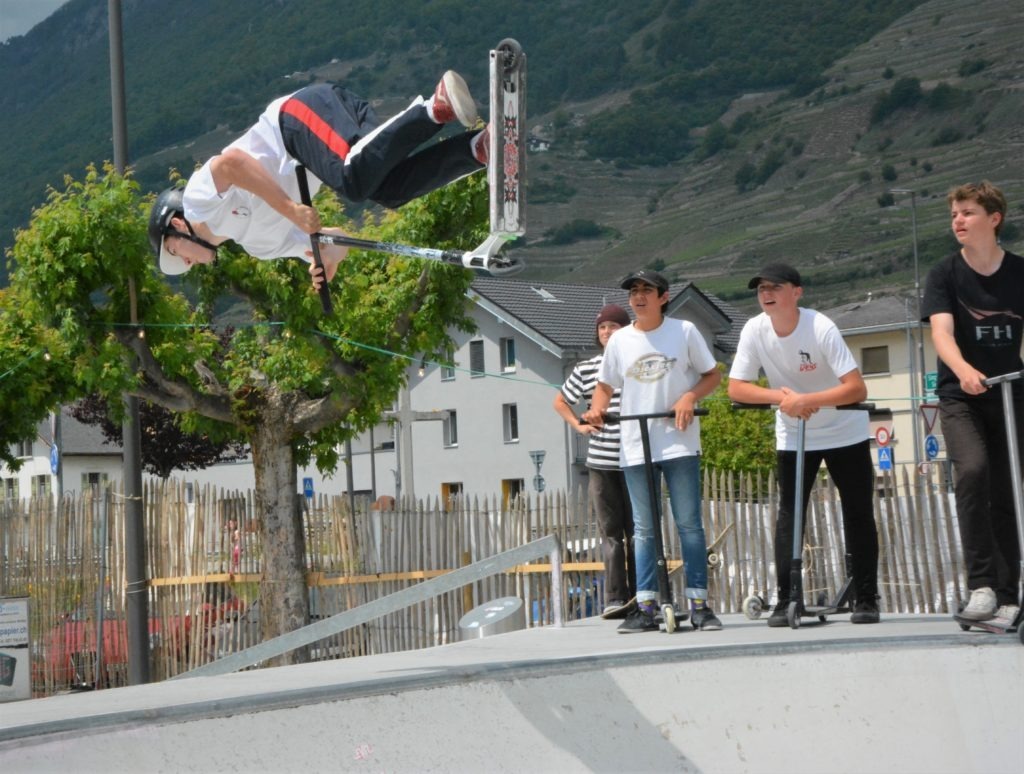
[432,70,478,127]
[472,124,490,165]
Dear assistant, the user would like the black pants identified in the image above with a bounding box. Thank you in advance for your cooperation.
[940,397,1023,605]
[279,83,481,209]
[775,439,879,602]
[588,467,635,603]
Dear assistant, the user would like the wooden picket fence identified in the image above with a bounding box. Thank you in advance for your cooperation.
[0,463,966,697]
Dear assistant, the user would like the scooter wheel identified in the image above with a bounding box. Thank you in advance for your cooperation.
[742,594,763,620]
[662,604,677,633]
[787,600,801,629]
[495,38,522,71]
[958,621,971,632]
[707,549,721,568]
[1017,624,1024,646]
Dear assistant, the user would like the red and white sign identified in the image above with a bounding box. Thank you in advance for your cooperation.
[920,403,940,435]
[875,426,891,446]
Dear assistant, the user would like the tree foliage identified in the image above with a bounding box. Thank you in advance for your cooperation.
[701,367,776,475]
[0,162,486,652]
[69,393,249,479]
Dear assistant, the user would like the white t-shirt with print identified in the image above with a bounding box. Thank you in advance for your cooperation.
[183,94,322,261]
[729,308,868,451]
[598,319,718,466]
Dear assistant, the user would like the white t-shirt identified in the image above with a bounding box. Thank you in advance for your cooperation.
[182,94,322,261]
[598,319,718,466]
[729,308,868,451]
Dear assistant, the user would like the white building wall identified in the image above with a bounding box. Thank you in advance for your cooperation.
[406,311,572,501]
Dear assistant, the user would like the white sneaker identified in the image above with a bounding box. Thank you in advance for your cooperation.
[960,586,997,620]
[991,604,1020,627]
[430,71,478,127]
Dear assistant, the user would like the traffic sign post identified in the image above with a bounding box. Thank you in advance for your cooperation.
[877,446,893,471]
[874,426,891,447]
[925,435,940,460]
[303,477,314,500]
[920,403,940,435]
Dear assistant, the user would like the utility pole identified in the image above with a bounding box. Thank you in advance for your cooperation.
[109,0,149,685]
[890,189,928,465]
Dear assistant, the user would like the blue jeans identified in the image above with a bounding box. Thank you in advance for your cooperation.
[622,454,708,602]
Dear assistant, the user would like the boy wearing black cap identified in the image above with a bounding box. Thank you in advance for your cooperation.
[728,263,881,625]
[554,303,636,618]
[583,271,724,632]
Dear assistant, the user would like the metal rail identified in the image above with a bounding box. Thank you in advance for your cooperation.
[175,534,563,679]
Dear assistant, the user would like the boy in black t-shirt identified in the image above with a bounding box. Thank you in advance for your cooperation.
[921,181,1023,626]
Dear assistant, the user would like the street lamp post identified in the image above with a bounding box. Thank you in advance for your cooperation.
[890,188,929,465]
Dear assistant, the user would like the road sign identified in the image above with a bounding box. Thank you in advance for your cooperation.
[920,403,939,435]
[532,474,546,492]
[925,435,940,460]
[877,446,893,471]
[925,371,938,399]
[49,445,59,475]
[303,477,314,499]
[874,426,891,446]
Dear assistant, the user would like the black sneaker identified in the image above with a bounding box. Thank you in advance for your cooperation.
[767,600,790,628]
[851,597,880,624]
[617,602,659,633]
[691,606,722,631]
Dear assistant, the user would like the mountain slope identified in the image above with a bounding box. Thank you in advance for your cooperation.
[2,0,1017,311]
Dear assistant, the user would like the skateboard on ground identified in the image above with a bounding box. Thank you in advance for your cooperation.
[733,402,872,628]
[951,368,1024,644]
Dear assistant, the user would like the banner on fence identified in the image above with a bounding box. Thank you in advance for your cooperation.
[0,596,31,702]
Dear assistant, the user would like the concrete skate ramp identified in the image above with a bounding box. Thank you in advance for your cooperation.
[1,614,1022,773]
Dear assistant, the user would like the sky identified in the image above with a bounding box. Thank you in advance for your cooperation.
[0,0,69,43]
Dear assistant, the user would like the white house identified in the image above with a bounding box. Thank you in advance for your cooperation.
[824,293,941,472]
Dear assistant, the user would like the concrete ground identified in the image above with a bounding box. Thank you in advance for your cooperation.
[1,612,1022,773]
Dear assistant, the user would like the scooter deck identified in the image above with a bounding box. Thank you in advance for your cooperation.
[489,38,526,237]
[953,613,1019,634]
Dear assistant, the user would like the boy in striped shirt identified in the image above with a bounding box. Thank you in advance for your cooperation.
[554,304,636,618]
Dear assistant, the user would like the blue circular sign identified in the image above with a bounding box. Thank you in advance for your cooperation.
[925,435,940,460]
[49,444,59,474]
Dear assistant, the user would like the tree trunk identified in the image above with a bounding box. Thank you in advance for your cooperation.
[250,403,309,666]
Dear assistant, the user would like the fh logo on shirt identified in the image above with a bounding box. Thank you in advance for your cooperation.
[626,353,676,383]
[798,350,817,373]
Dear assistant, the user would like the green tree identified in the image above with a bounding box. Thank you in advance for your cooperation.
[0,164,485,661]
[701,367,776,475]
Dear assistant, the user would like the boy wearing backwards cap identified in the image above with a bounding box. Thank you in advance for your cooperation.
[584,270,724,632]
[554,303,636,618]
[728,262,881,625]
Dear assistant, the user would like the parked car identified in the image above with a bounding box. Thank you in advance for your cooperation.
[33,583,246,690]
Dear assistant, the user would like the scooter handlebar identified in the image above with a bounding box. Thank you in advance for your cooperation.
[730,401,874,411]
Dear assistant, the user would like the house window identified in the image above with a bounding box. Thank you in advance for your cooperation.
[81,472,109,497]
[500,337,516,372]
[441,482,463,511]
[33,475,51,498]
[441,365,456,381]
[502,478,525,508]
[443,410,459,447]
[469,340,485,377]
[2,478,18,502]
[861,345,890,375]
[503,403,519,443]
[14,439,32,458]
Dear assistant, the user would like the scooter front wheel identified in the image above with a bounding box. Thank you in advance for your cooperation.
[662,604,677,633]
